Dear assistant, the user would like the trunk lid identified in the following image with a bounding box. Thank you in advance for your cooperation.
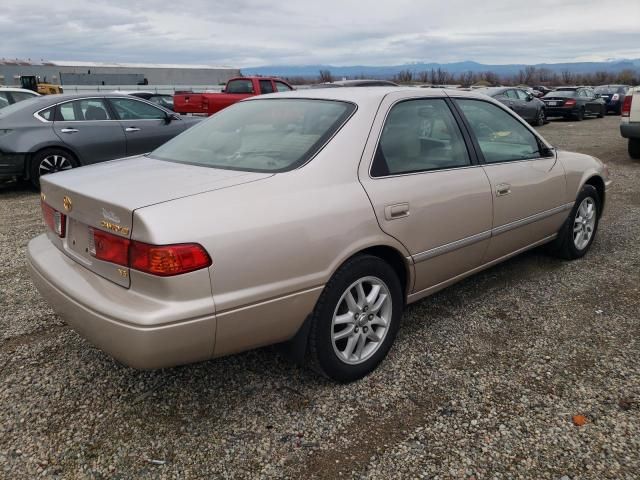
[40,155,272,287]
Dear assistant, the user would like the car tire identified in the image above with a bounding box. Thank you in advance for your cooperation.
[547,185,600,260]
[307,254,403,382]
[29,148,78,189]
[597,106,605,118]
[574,107,585,121]
[628,139,640,159]
[534,108,546,127]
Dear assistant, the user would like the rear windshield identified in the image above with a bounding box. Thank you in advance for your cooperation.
[594,86,625,94]
[151,99,356,172]
[545,91,576,98]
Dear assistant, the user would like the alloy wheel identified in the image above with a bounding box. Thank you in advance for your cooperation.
[573,197,596,250]
[331,276,392,365]
[39,154,72,177]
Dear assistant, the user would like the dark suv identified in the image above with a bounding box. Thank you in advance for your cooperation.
[542,87,606,121]
[595,85,630,115]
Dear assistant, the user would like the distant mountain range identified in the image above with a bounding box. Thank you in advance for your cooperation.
[244,59,640,79]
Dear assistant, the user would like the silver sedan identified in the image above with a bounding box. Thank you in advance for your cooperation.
[0,93,201,187]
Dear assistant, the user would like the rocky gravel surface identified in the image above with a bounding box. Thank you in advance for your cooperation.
[1,115,639,479]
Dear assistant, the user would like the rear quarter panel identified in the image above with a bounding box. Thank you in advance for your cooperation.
[131,105,412,353]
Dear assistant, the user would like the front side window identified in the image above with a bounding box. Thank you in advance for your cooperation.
[371,99,470,177]
[456,99,541,164]
[515,90,529,101]
[109,98,166,120]
[57,99,111,121]
[226,79,254,94]
[151,99,355,172]
[275,81,292,92]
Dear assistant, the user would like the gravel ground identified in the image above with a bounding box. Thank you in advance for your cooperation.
[1,115,639,479]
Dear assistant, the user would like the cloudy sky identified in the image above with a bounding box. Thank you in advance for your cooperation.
[2,0,639,67]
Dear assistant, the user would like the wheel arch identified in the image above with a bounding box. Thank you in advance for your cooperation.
[25,145,80,180]
[583,175,605,217]
[281,242,413,365]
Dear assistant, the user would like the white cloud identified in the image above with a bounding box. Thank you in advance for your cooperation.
[1,0,639,66]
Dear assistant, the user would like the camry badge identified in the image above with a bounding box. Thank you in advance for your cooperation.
[62,196,72,212]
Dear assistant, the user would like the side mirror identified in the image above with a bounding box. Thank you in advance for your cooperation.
[540,146,555,157]
[527,94,533,101]
[164,112,179,124]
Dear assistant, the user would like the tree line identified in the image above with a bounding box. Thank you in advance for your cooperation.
[284,66,639,87]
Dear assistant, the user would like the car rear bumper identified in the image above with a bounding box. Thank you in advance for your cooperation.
[620,121,640,139]
[0,152,26,179]
[27,234,216,369]
[544,106,578,117]
[605,101,621,112]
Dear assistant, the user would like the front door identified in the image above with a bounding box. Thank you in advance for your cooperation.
[453,98,568,261]
[107,97,183,156]
[53,97,126,164]
[359,95,493,295]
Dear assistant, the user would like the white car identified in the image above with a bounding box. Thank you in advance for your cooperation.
[0,87,40,109]
[620,86,640,158]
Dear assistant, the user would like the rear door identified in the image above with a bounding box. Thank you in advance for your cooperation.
[107,97,183,155]
[453,98,567,261]
[359,94,493,295]
[53,97,127,164]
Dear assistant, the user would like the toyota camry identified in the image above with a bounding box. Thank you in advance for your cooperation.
[27,87,610,382]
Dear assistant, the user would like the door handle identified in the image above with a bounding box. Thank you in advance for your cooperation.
[125,127,141,132]
[60,128,79,133]
[496,184,511,197]
[384,202,410,220]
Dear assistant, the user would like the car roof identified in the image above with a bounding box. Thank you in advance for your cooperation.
[254,86,491,107]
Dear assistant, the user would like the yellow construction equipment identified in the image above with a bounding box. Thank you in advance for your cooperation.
[19,75,63,95]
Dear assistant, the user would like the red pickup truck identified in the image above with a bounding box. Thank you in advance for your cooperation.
[173,77,294,116]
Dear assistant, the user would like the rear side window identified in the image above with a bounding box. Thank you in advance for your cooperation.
[38,106,55,121]
[57,99,111,121]
[275,81,292,92]
[259,80,274,94]
[505,90,518,100]
[109,98,165,120]
[226,79,255,94]
[456,99,540,164]
[0,92,9,109]
[371,99,470,177]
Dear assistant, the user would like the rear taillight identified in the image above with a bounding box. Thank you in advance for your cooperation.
[88,228,211,277]
[622,95,632,117]
[564,99,577,107]
[89,228,129,266]
[130,241,211,277]
[41,201,66,238]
